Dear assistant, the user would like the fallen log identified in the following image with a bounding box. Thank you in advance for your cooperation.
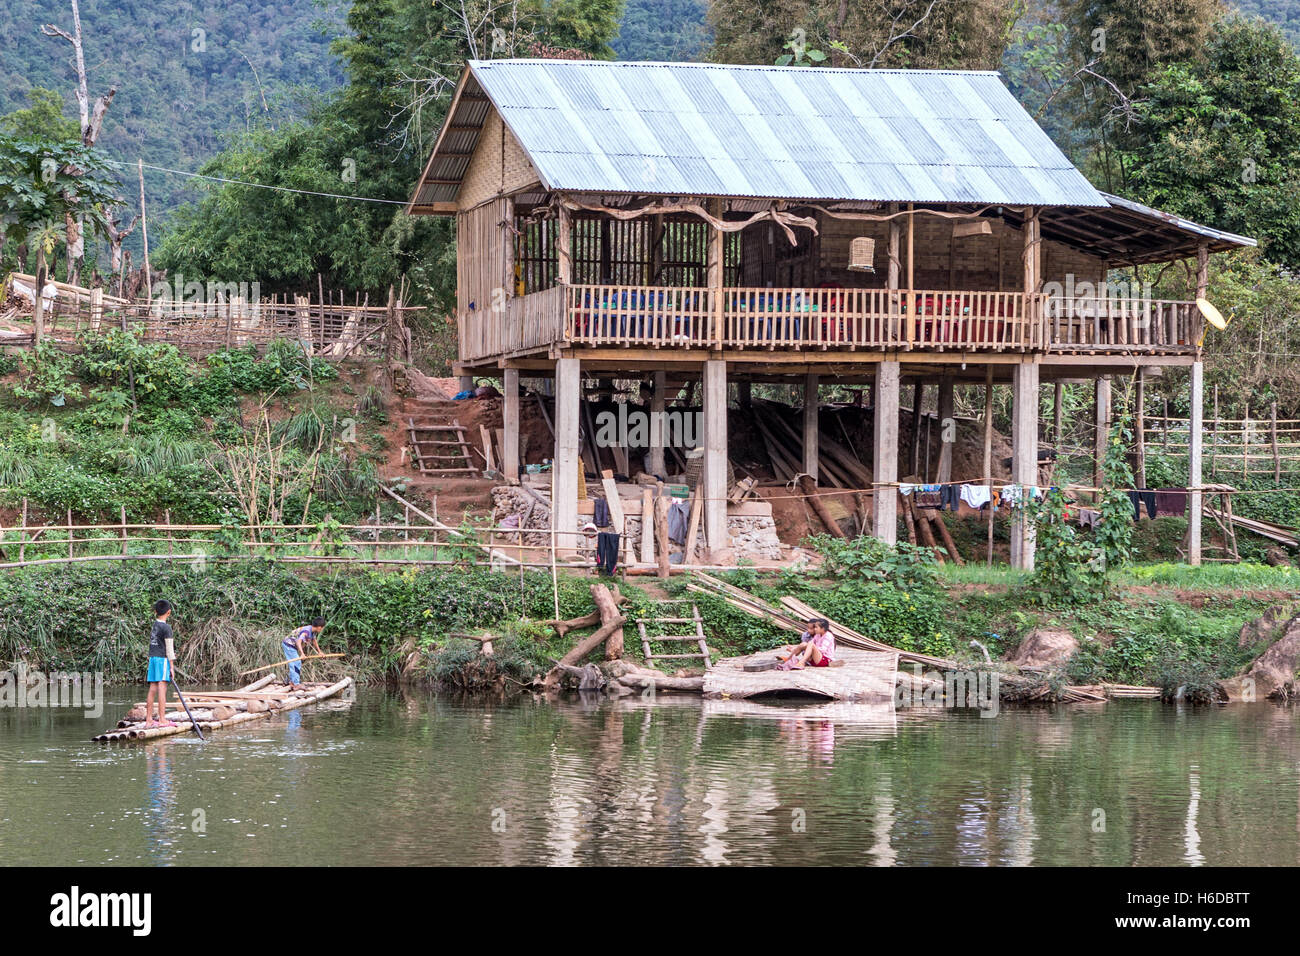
[544,583,626,687]
[800,474,849,540]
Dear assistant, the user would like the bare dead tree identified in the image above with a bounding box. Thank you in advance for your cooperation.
[389,0,533,154]
[104,208,139,296]
[42,0,118,287]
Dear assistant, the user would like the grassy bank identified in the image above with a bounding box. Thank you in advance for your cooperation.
[0,555,1293,695]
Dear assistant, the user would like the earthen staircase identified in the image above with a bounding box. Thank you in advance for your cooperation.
[406,396,478,477]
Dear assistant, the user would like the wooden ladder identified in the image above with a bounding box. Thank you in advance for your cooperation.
[637,600,711,670]
[408,417,478,476]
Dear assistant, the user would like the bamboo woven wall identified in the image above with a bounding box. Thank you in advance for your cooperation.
[457,111,539,212]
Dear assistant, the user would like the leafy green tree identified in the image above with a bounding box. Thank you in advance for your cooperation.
[0,134,120,341]
[1122,16,1300,270]
[708,0,1021,70]
[155,0,622,319]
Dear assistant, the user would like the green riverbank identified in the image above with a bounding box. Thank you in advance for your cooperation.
[1,557,1294,697]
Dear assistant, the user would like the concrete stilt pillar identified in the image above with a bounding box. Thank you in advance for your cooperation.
[703,360,730,562]
[554,357,581,556]
[503,367,520,481]
[936,376,954,485]
[1010,360,1040,570]
[803,372,820,482]
[1094,376,1111,495]
[872,360,900,544]
[1188,360,1204,566]
[648,370,666,477]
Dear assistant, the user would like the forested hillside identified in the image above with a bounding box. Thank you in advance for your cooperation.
[612,0,710,60]
[0,0,344,227]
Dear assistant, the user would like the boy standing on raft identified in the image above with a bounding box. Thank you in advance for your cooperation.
[283,617,326,690]
[145,600,177,728]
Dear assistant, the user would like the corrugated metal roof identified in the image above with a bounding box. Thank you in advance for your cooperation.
[466,59,1106,206]
[1100,192,1257,248]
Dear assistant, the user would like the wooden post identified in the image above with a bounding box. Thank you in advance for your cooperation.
[164,508,173,556]
[803,372,819,483]
[906,203,915,344]
[887,205,902,342]
[936,376,954,485]
[640,488,655,566]
[554,357,581,557]
[910,381,924,479]
[1053,382,1064,445]
[1272,401,1281,482]
[654,495,670,579]
[503,367,520,481]
[1243,403,1251,476]
[19,497,27,563]
[709,198,725,348]
[1094,376,1111,499]
[1023,207,1039,347]
[703,359,729,562]
[67,507,74,559]
[1188,361,1204,566]
[984,366,994,566]
[1010,360,1039,570]
[872,360,900,544]
[648,370,667,476]
[1135,369,1146,490]
[138,159,152,303]
[1211,385,1219,477]
[120,505,129,556]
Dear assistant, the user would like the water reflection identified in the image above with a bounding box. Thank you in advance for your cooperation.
[144,743,177,865]
[6,690,1300,866]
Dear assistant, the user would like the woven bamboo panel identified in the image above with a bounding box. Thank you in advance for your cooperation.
[703,647,899,701]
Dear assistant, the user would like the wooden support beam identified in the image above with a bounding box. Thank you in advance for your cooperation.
[1188,360,1204,566]
[936,376,954,484]
[803,372,819,482]
[648,369,666,477]
[503,367,520,480]
[554,357,580,557]
[1094,376,1111,499]
[872,360,900,544]
[703,360,730,562]
[1010,360,1039,570]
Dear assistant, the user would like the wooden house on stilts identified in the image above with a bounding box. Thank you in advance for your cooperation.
[408,59,1254,569]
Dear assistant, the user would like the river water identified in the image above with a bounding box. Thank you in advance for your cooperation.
[2,687,1298,866]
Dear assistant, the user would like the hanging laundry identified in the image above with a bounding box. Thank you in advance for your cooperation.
[596,532,620,576]
[1127,489,1157,520]
[940,484,961,511]
[667,498,691,544]
[593,497,611,528]
[898,483,916,496]
[960,484,992,509]
[1077,508,1101,529]
[914,484,943,509]
[1154,488,1188,517]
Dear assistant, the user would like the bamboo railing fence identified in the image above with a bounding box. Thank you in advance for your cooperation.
[6,286,423,360]
[1144,401,1300,480]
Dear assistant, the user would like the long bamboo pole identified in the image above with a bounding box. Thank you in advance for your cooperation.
[237,653,345,677]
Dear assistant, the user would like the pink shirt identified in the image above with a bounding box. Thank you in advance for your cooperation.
[808,629,835,661]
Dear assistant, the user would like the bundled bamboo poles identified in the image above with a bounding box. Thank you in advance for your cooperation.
[688,573,1114,704]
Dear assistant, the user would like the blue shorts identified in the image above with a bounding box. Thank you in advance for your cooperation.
[147,657,171,683]
[283,644,302,684]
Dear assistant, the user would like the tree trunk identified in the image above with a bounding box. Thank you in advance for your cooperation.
[33,245,47,345]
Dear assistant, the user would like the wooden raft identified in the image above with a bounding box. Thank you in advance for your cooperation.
[703,647,898,702]
[92,675,353,743]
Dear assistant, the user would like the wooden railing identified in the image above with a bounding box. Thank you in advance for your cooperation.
[21,299,419,358]
[473,283,1203,356]
[461,286,568,361]
[1044,297,1199,352]
[566,284,716,347]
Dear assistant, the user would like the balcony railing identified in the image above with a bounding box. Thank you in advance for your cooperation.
[462,284,1203,360]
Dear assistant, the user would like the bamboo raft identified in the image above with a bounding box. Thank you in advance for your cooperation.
[92,674,354,743]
